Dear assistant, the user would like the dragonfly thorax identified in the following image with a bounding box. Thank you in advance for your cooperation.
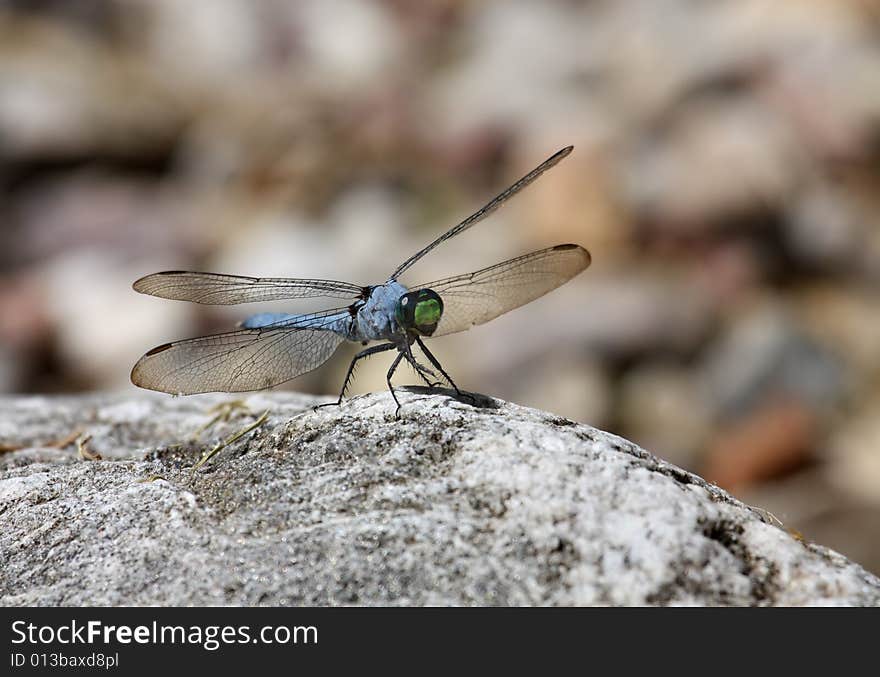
[396,289,443,337]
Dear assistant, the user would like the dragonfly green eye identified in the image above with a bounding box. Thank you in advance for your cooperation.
[396,289,444,336]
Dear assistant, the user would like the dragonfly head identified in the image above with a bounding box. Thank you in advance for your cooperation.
[395,289,444,336]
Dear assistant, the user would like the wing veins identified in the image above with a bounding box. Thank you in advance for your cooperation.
[414,244,591,337]
[389,146,574,280]
[134,271,362,305]
[132,307,350,394]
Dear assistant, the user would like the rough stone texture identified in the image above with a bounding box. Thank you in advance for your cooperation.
[1,390,878,606]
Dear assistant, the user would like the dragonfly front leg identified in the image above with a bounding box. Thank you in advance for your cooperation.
[409,360,440,388]
[403,341,441,388]
[315,342,397,410]
[415,337,475,404]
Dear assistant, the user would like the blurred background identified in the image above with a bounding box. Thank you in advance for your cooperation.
[1,0,879,573]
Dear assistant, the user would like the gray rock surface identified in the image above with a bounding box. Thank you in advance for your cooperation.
[1,390,878,606]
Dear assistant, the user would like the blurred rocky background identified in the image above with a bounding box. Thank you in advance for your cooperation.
[0,0,879,573]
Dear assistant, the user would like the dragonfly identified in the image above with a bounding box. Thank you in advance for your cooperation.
[131,146,591,414]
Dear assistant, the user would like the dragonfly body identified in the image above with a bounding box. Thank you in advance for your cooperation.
[131,146,590,413]
[240,280,410,343]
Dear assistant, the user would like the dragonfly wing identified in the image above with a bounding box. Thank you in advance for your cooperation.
[417,244,590,338]
[131,311,348,394]
[389,146,573,280]
[133,271,363,304]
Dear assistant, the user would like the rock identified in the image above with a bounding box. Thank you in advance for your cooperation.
[701,302,842,420]
[702,397,816,492]
[621,99,802,226]
[739,469,880,579]
[1,391,878,606]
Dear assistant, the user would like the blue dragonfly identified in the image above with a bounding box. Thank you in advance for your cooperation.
[131,146,590,413]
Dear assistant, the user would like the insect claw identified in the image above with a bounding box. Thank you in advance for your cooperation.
[314,398,342,411]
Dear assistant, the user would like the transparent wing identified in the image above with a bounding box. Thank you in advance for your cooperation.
[130,310,349,394]
[389,146,574,280]
[133,271,363,305]
[416,244,590,337]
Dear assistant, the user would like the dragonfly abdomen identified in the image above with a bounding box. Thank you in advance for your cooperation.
[239,311,351,335]
[239,313,297,329]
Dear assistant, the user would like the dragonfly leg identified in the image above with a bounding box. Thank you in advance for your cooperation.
[315,342,397,410]
[415,337,475,404]
[386,350,406,417]
[403,341,441,387]
[409,360,439,387]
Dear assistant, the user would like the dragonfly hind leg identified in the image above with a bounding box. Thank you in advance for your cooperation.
[315,342,397,410]
[415,337,476,405]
